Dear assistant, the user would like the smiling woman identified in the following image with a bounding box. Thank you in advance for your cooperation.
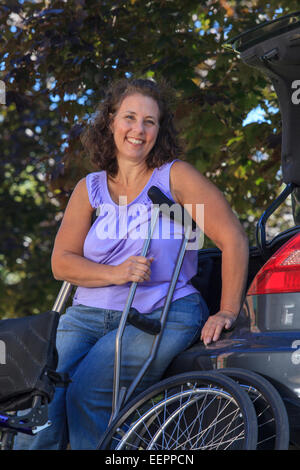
[109,94,160,171]
[80,78,184,176]
[14,78,248,450]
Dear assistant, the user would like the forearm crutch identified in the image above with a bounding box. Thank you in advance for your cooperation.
[110,186,197,423]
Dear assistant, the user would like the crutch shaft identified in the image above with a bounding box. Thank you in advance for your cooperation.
[124,225,192,404]
[111,205,161,421]
[52,281,73,314]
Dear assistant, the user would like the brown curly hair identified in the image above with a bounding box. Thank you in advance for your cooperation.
[80,78,185,176]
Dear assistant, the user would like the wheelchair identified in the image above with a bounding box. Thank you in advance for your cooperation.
[1,11,299,450]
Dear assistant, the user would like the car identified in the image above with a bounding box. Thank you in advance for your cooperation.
[165,10,300,449]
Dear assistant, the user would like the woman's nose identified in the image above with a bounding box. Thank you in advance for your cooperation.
[132,119,145,134]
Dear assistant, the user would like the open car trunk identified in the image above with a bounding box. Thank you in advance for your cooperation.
[182,10,300,322]
[230,11,300,190]
[190,10,300,315]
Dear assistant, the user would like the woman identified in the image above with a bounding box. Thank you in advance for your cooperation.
[14,78,248,450]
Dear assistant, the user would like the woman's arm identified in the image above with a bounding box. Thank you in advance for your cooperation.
[170,161,249,345]
[51,177,152,287]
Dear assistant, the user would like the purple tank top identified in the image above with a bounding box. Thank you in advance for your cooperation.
[72,160,199,313]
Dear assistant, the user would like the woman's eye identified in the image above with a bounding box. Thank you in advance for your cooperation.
[124,116,155,126]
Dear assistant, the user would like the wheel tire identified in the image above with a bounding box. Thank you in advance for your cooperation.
[98,371,258,450]
[216,368,290,450]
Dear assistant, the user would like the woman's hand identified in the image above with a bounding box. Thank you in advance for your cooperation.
[200,310,237,346]
[113,256,154,285]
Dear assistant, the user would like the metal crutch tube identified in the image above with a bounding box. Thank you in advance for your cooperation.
[52,281,73,314]
[124,222,192,406]
[111,201,161,422]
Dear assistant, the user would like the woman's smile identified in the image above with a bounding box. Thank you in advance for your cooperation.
[126,136,145,146]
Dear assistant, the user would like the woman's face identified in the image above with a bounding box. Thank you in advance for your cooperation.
[110,93,160,164]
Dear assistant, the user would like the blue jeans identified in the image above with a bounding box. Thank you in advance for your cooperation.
[14,293,209,450]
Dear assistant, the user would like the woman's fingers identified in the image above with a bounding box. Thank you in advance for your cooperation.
[128,256,154,282]
[113,256,154,285]
[200,311,236,345]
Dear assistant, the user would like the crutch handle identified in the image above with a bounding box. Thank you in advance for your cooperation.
[147,186,197,231]
[127,308,161,335]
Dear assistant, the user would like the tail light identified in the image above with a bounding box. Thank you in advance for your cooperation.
[247,233,300,295]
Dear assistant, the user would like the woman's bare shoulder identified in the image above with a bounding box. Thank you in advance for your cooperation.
[62,177,94,221]
[170,160,216,202]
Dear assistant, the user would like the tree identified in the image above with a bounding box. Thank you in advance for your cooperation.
[0,0,298,318]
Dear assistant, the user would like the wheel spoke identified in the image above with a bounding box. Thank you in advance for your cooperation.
[113,386,249,450]
[214,368,290,450]
[99,372,258,451]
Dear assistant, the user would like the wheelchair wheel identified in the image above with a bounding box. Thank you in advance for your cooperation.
[98,371,258,450]
[216,368,290,450]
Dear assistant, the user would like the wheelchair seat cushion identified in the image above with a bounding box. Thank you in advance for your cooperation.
[0,310,62,412]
